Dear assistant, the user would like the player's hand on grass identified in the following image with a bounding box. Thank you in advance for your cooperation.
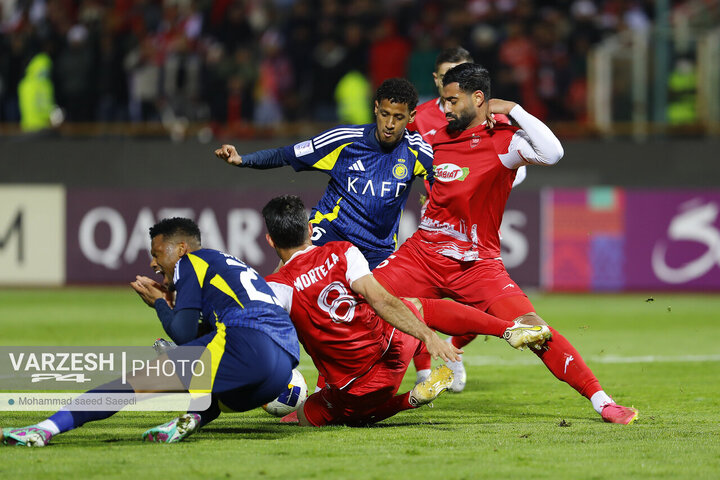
[131,275,170,308]
[486,99,517,128]
[214,144,242,165]
[425,334,463,363]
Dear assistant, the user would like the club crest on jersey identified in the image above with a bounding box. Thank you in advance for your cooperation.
[434,163,469,182]
[470,136,481,148]
[392,161,408,179]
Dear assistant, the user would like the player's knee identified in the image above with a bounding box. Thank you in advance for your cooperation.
[514,312,547,326]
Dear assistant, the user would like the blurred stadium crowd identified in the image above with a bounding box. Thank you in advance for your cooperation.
[0,0,685,132]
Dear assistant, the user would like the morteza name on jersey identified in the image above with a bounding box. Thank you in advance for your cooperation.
[347,177,408,197]
[294,252,341,291]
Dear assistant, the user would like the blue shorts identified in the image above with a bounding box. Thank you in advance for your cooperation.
[184,325,296,412]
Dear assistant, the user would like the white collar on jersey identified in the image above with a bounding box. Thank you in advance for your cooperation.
[285,244,316,265]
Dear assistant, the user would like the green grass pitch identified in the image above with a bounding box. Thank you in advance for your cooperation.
[1,288,719,479]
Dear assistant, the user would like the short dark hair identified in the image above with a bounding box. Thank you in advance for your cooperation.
[442,63,491,99]
[262,195,309,249]
[374,78,418,111]
[149,217,201,244]
[435,47,473,71]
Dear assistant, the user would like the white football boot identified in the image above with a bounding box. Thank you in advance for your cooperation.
[444,337,467,393]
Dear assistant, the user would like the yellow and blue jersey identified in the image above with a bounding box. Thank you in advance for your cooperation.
[282,124,434,265]
[173,248,299,363]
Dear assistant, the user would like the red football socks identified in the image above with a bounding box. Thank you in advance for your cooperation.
[412,348,432,371]
[358,392,414,425]
[533,327,602,399]
[419,298,513,337]
[451,333,477,349]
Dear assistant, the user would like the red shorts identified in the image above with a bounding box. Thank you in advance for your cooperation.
[302,328,421,426]
[373,235,528,312]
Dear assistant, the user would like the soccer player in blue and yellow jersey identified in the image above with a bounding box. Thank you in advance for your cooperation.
[215,78,434,269]
[1,218,300,446]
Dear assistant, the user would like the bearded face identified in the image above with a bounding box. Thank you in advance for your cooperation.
[443,82,479,134]
[446,104,476,133]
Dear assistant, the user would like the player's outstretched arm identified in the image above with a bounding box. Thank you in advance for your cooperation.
[214,144,243,166]
[351,274,462,363]
[214,143,294,170]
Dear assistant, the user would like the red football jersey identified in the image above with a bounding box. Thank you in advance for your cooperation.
[417,105,562,260]
[409,98,513,197]
[265,242,394,389]
[408,98,447,144]
[417,123,519,261]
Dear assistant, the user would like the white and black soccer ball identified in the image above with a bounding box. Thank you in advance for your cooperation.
[262,369,308,417]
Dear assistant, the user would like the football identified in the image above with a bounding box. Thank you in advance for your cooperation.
[262,369,309,417]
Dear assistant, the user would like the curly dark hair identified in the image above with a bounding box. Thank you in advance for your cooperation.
[374,78,418,111]
[149,217,201,244]
[435,47,474,71]
[442,62,490,99]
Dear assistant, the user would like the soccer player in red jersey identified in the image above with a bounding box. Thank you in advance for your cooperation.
[409,47,521,182]
[261,195,552,427]
[407,47,526,389]
[373,63,638,424]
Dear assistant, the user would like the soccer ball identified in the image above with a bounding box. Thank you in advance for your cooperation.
[262,369,308,417]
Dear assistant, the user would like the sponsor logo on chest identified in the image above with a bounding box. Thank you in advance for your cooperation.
[345,158,410,197]
[434,163,470,182]
[346,178,409,197]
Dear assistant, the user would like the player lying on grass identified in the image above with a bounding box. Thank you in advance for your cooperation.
[261,195,553,426]
[215,78,434,270]
[372,62,638,424]
[1,218,301,447]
